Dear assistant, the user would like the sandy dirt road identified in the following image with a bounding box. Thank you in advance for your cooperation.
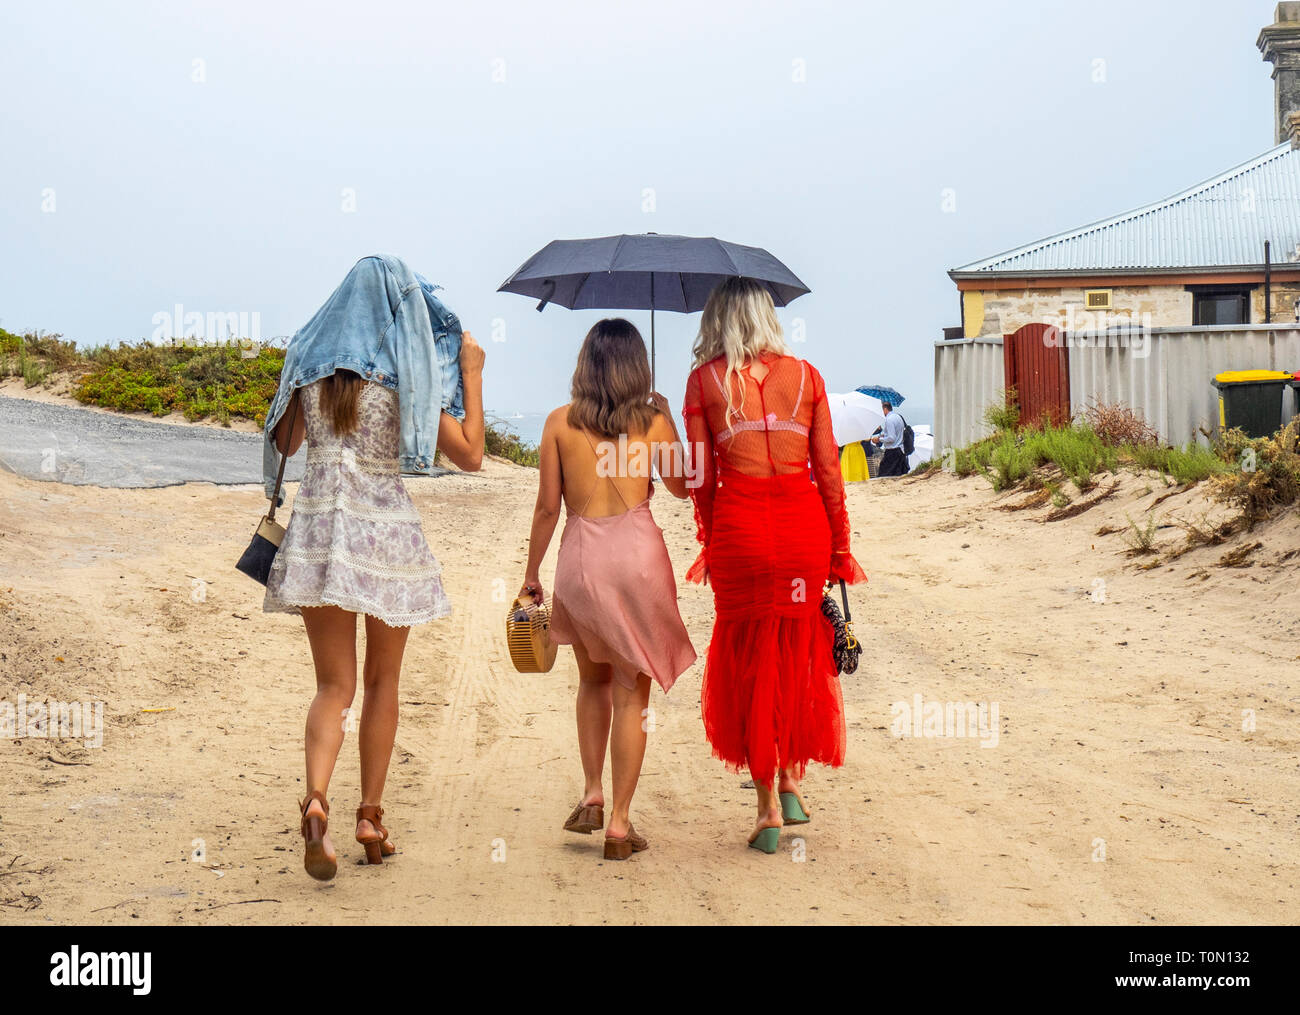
[0,454,1297,925]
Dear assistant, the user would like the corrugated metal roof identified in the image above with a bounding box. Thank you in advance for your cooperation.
[952,143,1300,275]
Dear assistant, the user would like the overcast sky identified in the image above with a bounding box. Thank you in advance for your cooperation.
[0,0,1284,422]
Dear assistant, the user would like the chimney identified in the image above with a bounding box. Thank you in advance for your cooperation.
[1259,3,1300,145]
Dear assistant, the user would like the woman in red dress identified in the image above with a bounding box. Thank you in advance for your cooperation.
[682,278,867,853]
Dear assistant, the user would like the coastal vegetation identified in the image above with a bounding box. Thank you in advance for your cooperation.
[0,327,540,465]
[919,395,1300,532]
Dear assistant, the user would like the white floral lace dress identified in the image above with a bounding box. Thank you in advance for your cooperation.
[263,379,451,627]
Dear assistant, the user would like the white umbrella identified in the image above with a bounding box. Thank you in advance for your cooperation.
[827,391,886,446]
[908,425,935,471]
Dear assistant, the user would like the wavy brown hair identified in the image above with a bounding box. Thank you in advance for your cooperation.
[566,319,658,439]
[317,369,364,436]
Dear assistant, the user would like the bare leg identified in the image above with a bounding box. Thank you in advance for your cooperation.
[301,605,359,867]
[752,770,784,842]
[606,673,652,839]
[778,767,810,815]
[357,615,410,843]
[573,639,612,808]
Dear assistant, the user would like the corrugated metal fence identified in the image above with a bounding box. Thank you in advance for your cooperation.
[934,337,1004,450]
[1067,325,1300,445]
[934,325,1300,451]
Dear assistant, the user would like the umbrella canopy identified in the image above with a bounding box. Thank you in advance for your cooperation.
[856,384,905,407]
[498,233,810,381]
[499,233,810,311]
[827,391,886,446]
[908,424,935,472]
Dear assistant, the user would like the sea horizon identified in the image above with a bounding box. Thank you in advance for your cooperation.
[488,405,935,449]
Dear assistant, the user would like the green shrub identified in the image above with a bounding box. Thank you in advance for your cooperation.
[1027,425,1117,491]
[74,341,285,426]
[983,389,1021,433]
[484,418,539,467]
[1123,513,1159,554]
[974,423,1117,492]
[1126,442,1230,485]
[988,432,1031,491]
[1,328,80,384]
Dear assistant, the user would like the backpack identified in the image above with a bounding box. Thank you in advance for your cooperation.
[900,416,915,457]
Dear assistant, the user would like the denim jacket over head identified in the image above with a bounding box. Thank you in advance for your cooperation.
[416,271,466,424]
[261,254,465,503]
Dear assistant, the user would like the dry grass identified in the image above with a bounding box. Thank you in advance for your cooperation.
[1218,542,1263,568]
[1084,400,1160,448]
[1209,421,1300,529]
[1042,480,1119,522]
[999,488,1052,512]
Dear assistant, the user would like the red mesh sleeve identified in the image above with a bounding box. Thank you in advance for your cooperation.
[808,365,867,585]
[683,368,715,584]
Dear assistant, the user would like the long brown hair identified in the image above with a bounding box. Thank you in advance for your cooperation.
[317,369,364,435]
[566,319,658,439]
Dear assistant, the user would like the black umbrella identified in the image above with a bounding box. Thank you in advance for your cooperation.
[497,232,810,382]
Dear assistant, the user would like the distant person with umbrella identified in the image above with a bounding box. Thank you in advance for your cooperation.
[682,278,867,854]
[871,401,908,477]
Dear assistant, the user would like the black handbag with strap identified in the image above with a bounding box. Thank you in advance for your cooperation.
[235,397,299,586]
[820,579,861,676]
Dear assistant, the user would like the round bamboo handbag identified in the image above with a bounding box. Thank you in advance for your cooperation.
[505,595,558,673]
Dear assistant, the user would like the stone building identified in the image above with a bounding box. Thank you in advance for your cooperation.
[948,3,1300,340]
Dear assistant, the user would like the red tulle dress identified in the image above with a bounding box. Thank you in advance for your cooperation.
[683,353,867,786]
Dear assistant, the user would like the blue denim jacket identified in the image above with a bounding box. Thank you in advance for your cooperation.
[417,272,466,423]
[262,254,464,503]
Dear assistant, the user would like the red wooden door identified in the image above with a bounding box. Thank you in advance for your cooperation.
[1003,323,1070,427]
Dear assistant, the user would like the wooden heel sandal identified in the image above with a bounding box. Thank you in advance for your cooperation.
[356,804,395,865]
[300,791,337,882]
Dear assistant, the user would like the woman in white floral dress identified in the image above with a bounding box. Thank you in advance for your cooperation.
[266,334,485,881]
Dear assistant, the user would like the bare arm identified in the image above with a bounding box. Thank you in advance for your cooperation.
[272,387,305,457]
[436,331,486,472]
[520,410,564,603]
[648,393,688,499]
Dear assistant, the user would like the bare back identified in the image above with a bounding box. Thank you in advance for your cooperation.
[555,418,661,517]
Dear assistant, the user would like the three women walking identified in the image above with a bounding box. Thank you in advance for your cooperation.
[258,259,863,877]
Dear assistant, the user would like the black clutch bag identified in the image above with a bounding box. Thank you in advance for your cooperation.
[236,398,298,587]
[820,579,861,676]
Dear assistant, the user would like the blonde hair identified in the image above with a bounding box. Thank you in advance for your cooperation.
[691,277,788,425]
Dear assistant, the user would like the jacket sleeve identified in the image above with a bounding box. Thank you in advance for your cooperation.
[808,365,867,585]
[394,289,443,473]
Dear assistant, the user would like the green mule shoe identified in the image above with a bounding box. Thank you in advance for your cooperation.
[780,791,811,825]
[748,826,781,854]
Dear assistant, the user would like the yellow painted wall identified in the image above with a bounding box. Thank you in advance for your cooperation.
[962,291,985,338]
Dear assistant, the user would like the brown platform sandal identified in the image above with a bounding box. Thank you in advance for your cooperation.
[300,791,337,882]
[603,823,648,861]
[356,804,396,865]
[564,800,605,835]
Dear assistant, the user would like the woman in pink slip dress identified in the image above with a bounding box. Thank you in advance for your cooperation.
[520,318,696,861]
